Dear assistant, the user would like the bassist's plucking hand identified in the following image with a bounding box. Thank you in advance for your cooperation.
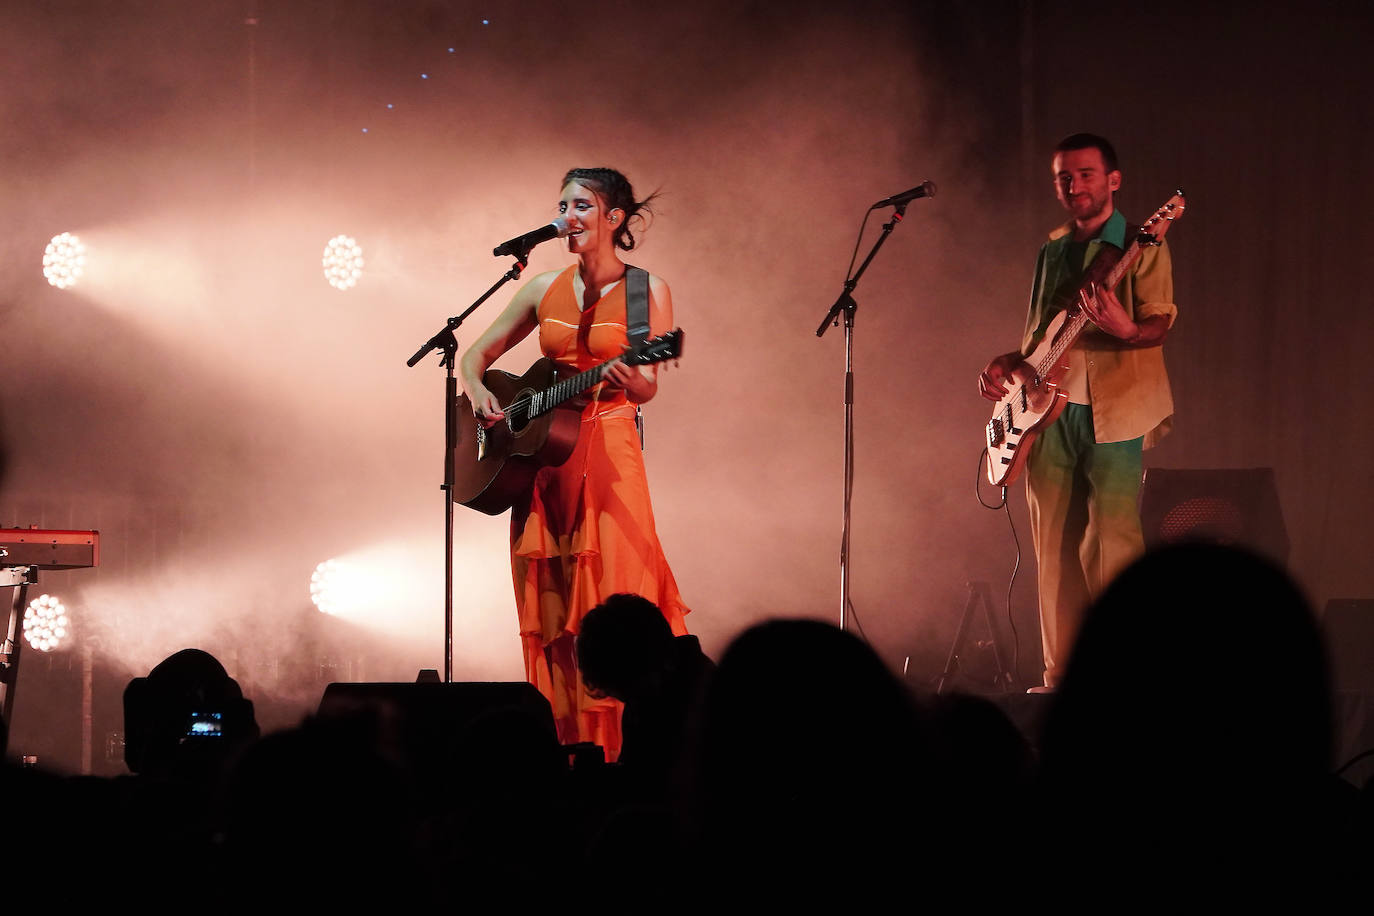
[978,351,1028,402]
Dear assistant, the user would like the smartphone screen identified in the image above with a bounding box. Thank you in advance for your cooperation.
[185,711,224,738]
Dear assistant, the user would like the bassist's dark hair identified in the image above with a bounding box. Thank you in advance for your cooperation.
[1054,133,1119,173]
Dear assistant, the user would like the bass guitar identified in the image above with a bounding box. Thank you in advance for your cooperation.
[453,329,684,514]
[984,191,1186,486]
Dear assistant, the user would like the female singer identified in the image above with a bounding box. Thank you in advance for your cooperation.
[460,168,689,755]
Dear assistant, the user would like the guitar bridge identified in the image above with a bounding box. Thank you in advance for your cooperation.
[476,423,487,461]
[987,417,1005,448]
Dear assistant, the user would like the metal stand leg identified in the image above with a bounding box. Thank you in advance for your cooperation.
[935,580,1015,695]
[1,573,35,756]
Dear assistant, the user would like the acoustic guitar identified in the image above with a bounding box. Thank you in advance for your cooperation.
[984,192,1186,486]
[453,329,684,514]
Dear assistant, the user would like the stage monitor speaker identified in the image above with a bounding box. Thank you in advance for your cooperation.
[1322,599,1374,692]
[1139,467,1289,564]
[317,681,557,783]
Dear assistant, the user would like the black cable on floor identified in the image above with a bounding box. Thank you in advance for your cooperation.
[975,446,1022,687]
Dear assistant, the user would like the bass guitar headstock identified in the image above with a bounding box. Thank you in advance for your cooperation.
[1137,190,1187,247]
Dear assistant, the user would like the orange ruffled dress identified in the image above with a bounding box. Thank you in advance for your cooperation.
[510,264,689,759]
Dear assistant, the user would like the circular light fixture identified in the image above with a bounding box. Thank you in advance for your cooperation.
[310,559,344,614]
[23,594,70,652]
[43,233,86,289]
[322,235,364,290]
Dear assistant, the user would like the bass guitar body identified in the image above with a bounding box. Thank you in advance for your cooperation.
[984,309,1073,487]
[453,358,582,515]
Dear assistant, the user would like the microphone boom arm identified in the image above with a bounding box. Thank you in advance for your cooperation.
[816,203,908,337]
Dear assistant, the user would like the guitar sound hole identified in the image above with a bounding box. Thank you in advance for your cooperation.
[506,390,534,435]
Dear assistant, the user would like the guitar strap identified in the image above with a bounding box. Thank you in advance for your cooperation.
[624,265,650,449]
[625,265,650,345]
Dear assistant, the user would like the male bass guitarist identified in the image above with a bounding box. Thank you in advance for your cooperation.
[978,134,1178,692]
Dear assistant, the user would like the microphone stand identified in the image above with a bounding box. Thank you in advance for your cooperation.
[815,202,910,633]
[406,250,531,682]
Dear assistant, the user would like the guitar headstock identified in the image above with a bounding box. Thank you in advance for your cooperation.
[626,328,685,367]
[1137,190,1187,246]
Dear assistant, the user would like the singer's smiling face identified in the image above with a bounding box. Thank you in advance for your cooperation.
[559,181,613,255]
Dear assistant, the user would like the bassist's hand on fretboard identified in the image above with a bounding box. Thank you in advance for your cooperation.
[1077,283,1138,340]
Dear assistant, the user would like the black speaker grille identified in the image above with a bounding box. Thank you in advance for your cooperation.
[1140,467,1289,563]
[1159,496,1246,543]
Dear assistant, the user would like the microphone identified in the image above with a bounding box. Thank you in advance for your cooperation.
[872,180,937,209]
[493,217,573,257]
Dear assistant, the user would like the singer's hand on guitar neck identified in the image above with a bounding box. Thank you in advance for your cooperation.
[602,358,657,404]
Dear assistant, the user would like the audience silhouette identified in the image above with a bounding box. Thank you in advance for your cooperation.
[682,618,949,891]
[1036,542,1357,895]
[577,592,715,801]
[123,647,259,779]
[1,562,1368,904]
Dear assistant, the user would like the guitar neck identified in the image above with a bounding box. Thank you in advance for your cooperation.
[528,357,623,418]
[509,329,681,421]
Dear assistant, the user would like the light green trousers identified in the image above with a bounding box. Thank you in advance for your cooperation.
[1025,404,1145,687]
